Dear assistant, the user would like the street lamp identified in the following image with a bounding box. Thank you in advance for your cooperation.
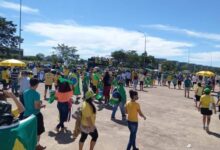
[19,0,22,59]
[138,31,147,66]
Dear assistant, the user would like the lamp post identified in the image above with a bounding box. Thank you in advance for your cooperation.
[19,0,22,59]
[138,31,147,67]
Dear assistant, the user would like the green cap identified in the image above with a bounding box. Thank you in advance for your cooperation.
[204,88,211,94]
[85,91,95,100]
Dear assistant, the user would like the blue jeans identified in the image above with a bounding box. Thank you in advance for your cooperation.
[11,80,18,94]
[57,102,69,129]
[111,101,126,119]
[127,121,138,150]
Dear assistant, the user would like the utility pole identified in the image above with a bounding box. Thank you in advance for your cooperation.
[19,0,22,59]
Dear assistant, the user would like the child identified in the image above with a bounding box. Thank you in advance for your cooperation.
[198,88,216,132]
[195,83,203,108]
[125,90,146,150]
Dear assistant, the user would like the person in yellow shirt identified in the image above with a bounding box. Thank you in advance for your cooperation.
[1,68,10,90]
[167,74,172,89]
[44,69,54,100]
[198,88,216,132]
[79,91,98,150]
[63,66,70,79]
[195,83,204,108]
[125,90,146,150]
[54,72,61,90]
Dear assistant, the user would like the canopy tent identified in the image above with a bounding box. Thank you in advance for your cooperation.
[0,59,26,67]
[196,71,215,77]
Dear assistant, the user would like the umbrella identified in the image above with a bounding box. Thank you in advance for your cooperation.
[196,71,215,77]
[0,59,26,67]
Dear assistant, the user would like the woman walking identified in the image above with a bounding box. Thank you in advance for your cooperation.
[55,80,73,131]
[125,90,146,150]
[79,91,98,150]
[198,88,216,132]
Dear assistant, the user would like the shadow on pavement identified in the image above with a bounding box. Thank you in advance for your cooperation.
[207,131,220,138]
[112,119,128,126]
[48,129,75,144]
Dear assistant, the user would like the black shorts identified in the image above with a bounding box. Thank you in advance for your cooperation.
[201,108,212,116]
[140,81,144,86]
[45,85,52,90]
[36,112,45,136]
[178,81,182,85]
[195,95,201,102]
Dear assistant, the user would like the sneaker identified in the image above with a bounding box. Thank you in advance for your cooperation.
[36,145,46,150]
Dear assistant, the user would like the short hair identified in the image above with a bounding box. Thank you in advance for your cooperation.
[30,78,39,87]
[129,90,138,99]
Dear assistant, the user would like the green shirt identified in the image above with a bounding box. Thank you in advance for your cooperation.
[23,89,40,117]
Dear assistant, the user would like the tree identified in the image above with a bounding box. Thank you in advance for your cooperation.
[0,17,22,56]
[111,50,127,65]
[53,44,79,65]
[36,53,45,61]
[126,50,139,67]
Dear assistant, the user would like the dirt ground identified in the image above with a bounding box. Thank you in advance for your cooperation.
[10,83,220,150]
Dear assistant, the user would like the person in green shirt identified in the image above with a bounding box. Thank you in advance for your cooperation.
[23,78,46,150]
[111,80,127,120]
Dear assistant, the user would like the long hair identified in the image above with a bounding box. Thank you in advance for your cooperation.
[86,98,96,114]
[57,80,71,93]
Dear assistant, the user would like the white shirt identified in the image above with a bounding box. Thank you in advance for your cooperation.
[139,74,145,82]
[192,76,197,83]
[125,72,131,79]
[19,77,30,94]
[32,67,38,76]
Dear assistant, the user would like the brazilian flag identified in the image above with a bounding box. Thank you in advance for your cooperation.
[0,115,37,150]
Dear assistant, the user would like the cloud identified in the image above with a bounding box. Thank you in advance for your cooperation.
[0,1,39,14]
[24,22,193,58]
[144,24,220,42]
[189,51,220,67]
[215,45,220,48]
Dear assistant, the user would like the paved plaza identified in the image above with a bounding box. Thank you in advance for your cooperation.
[10,84,220,150]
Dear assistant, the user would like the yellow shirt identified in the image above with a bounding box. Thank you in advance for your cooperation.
[126,101,140,122]
[81,101,96,126]
[45,73,54,85]
[12,109,20,118]
[200,95,214,108]
[167,75,172,81]
[196,87,203,96]
[2,70,9,80]
[64,69,70,76]
[54,75,61,85]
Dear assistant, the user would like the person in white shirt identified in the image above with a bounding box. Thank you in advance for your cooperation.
[139,73,145,91]
[18,71,30,119]
[192,75,198,86]
[32,66,38,78]
[125,71,131,87]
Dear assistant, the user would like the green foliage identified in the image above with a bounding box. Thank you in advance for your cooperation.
[0,16,22,49]
[53,44,79,65]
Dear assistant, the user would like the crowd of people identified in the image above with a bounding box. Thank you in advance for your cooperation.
[0,64,220,150]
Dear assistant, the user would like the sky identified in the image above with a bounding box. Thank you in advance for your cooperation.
[0,0,220,67]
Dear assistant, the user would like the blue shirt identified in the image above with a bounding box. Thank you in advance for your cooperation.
[23,89,40,116]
